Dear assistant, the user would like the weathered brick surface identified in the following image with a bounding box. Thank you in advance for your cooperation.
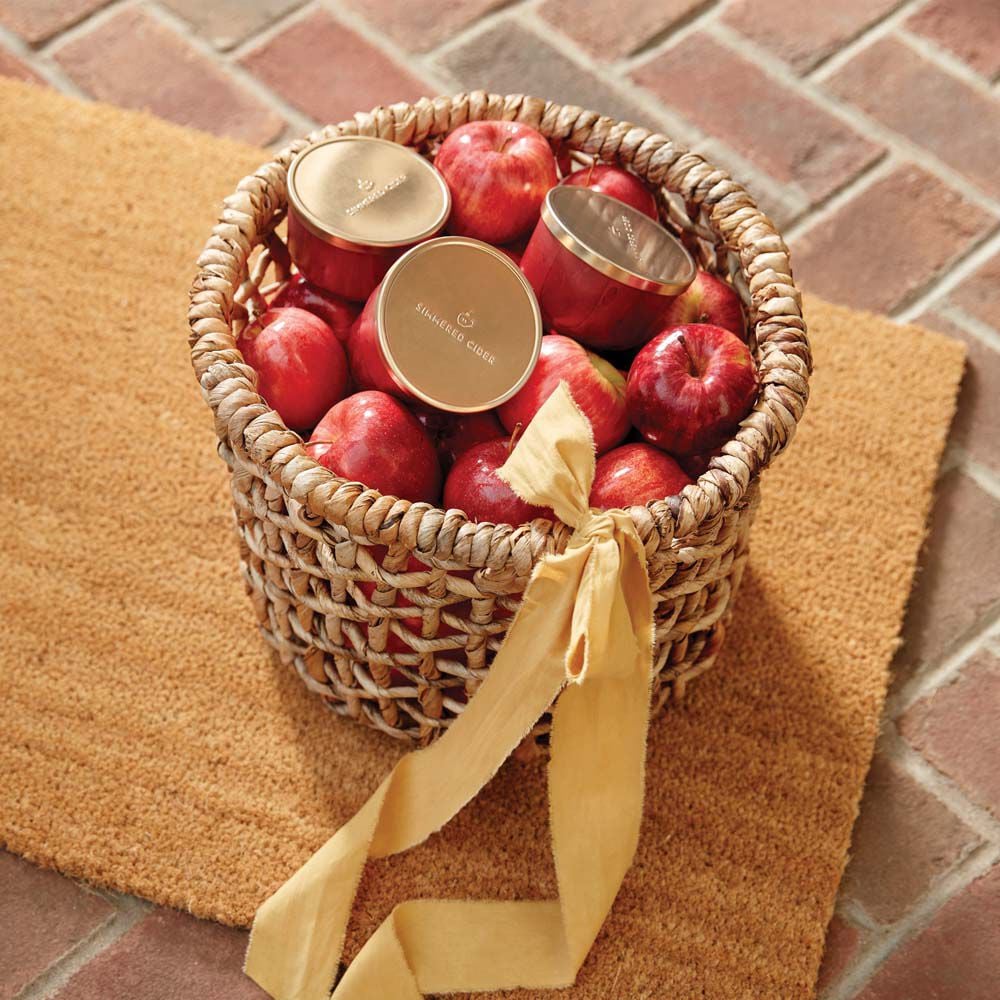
[827,34,1000,199]
[53,7,284,144]
[793,165,995,314]
[858,864,1000,1000]
[816,914,863,994]
[345,0,510,53]
[893,470,1000,678]
[159,0,304,51]
[0,0,108,45]
[951,252,1000,332]
[0,851,114,1000]
[723,0,902,73]
[241,9,432,123]
[53,909,266,999]
[839,754,982,924]
[906,0,1000,81]
[631,33,883,207]
[539,0,707,60]
[0,43,44,83]
[901,650,1000,816]
[439,20,658,129]
[917,312,1000,473]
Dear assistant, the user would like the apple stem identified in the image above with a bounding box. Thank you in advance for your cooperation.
[498,132,514,154]
[302,439,335,447]
[675,331,698,377]
[507,423,524,454]
[585,159,596,185]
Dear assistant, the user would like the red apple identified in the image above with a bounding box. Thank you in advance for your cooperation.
[562,164,658,219]
[660,270,745,340]
[269,274,360,345]
[444,437,555,525]
[411,405,505,471]
[497,334,629,455]
[678,449,721,479]
[627,324,758,457]
[435,121,558,244]
[589,443,692,509]
[308,391,441,503]
[237,306,349,430]
[345,287,400,397]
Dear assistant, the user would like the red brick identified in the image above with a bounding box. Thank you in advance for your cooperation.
[0,43,44,83]
[539,0,707,61]
[827,35,1000,199]
[723,0,902,74]
[344,0,511,53]
[906,0,1000,80]
[0,0,108,45]
[816,915,863,994]
[241,10,431,124]
[951,252,1000,333]
[858,864,1000,1000]
[840,755,981,924]
[439,20,656,128]
[54,908,266,1000]
[901,651,1000,816]
[52,8,283,145]
[792,165,994,313]
[0,852,114,1000]
[894,470,1000,675]
[159,0,304,51]
[631,33,882,206]
[916,312,1000,473]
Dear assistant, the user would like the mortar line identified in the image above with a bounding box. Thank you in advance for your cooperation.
[215,0,321,61]
[14,891,152,1000]
[803,0,928,81]
[958,452,1000,503]
[894,26,1000,96]
[932,303,1000,353]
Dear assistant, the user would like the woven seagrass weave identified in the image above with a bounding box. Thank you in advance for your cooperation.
[187,92,811,747]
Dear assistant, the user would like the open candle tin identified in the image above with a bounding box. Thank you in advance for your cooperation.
[520,185,696,349]
[286,136,452,302]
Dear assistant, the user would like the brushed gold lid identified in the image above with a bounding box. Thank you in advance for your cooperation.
[287,136,451,252]
[377,237,543,413]
[540,185,696,295]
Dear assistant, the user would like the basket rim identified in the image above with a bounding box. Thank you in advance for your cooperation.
[188,91,811,574]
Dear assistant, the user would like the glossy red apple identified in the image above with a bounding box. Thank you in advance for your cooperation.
[270,274,360,346]
[659,270,745,340]
[589,443,692,509]
[435,121,558,244]
[498,334,629,455]
[308,391,441,503]
[627,323,758,457]
[412,405,505,471]
[444,437,555,525]
[345,288,400,397]
[562,163,658,219]
[237,307,349,430]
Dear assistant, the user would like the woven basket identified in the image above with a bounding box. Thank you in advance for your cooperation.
[188,92,811,749]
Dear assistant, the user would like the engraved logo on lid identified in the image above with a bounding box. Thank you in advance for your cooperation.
[457,311,475,329]
[344,173,408,217]
[609,214,641,262]
[356,177,375,192]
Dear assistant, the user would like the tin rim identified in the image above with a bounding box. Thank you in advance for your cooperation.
[539,186,696,295]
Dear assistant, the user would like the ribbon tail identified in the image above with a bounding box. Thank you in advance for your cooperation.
[245,547,590,1000]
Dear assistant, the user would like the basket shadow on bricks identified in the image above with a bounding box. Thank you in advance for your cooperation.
[0,80,967,999]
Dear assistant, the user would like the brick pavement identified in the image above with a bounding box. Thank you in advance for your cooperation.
[1,2,998,997]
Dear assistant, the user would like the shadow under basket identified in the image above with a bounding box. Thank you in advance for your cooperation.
[187,92,811,750]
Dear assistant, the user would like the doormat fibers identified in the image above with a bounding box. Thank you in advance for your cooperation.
[0,80,965,999]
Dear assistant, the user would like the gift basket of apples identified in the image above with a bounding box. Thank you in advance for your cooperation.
[189,93,810,746]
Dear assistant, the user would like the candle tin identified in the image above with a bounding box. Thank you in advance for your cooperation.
[287,136,451,303]
[348,237,543,413]
[520,185,696,350]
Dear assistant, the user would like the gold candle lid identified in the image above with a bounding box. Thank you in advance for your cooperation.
[287,136,451,253]
[540,185,696,295]
[377,237,543,413]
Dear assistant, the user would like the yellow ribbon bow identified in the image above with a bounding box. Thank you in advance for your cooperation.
[245,383,655,1000]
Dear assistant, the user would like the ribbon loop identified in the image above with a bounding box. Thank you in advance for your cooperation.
[246,383,655,1000]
